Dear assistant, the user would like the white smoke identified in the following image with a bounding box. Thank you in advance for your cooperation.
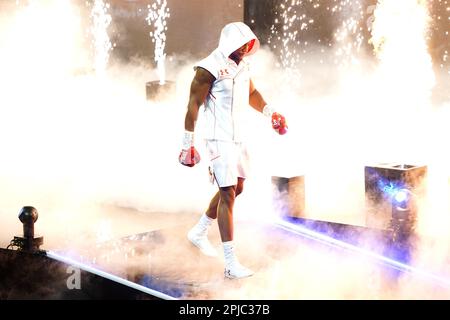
[0,0,449,300]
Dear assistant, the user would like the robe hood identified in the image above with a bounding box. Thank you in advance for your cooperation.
[217,22,260,58]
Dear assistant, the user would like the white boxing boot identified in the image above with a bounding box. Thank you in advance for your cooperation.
[224,261,254,279]
[187,214,218,257]
[223,241,254,279]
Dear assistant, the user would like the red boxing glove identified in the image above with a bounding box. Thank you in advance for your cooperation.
[271,112,288,135]
[179,146,201,167]
[179,131,201,167]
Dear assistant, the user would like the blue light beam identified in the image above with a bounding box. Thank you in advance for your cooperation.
[274,218,450,289]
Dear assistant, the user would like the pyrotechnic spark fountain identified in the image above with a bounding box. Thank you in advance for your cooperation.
[333,0,365,69]
[263,0,373,103]
[268,0,368,78]
[370,0,435,108]
[146,0,170,85]
[90,0,112,76]
[268,0,313,86]
[144,0,175,100]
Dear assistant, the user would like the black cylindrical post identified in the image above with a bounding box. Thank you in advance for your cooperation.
[18,206,38,240]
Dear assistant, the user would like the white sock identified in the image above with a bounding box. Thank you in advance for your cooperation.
[192,213,214,236]
[200,213,214,227]
[223,241,237,267]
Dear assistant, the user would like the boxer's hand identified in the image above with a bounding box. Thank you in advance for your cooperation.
[271,112,288,135]
[179,131,201,167]
[263,105,288,135]
[179,146,201,167]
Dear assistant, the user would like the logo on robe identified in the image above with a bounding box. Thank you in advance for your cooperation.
[219,69,229,77]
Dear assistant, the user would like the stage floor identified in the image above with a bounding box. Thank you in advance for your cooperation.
[51,218,450,299]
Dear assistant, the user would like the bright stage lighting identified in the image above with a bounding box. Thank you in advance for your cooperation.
[393,188,412,211]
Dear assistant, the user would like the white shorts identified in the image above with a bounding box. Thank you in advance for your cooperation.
[205,140,250,187]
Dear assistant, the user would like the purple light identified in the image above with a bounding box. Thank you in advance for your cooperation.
[274,218,450,289]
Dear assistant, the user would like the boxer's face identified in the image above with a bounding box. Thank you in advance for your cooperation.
[229,42,250,64]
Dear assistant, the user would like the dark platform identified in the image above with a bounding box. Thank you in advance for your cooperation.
[0,248,163,300]
[45,219,450,299]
